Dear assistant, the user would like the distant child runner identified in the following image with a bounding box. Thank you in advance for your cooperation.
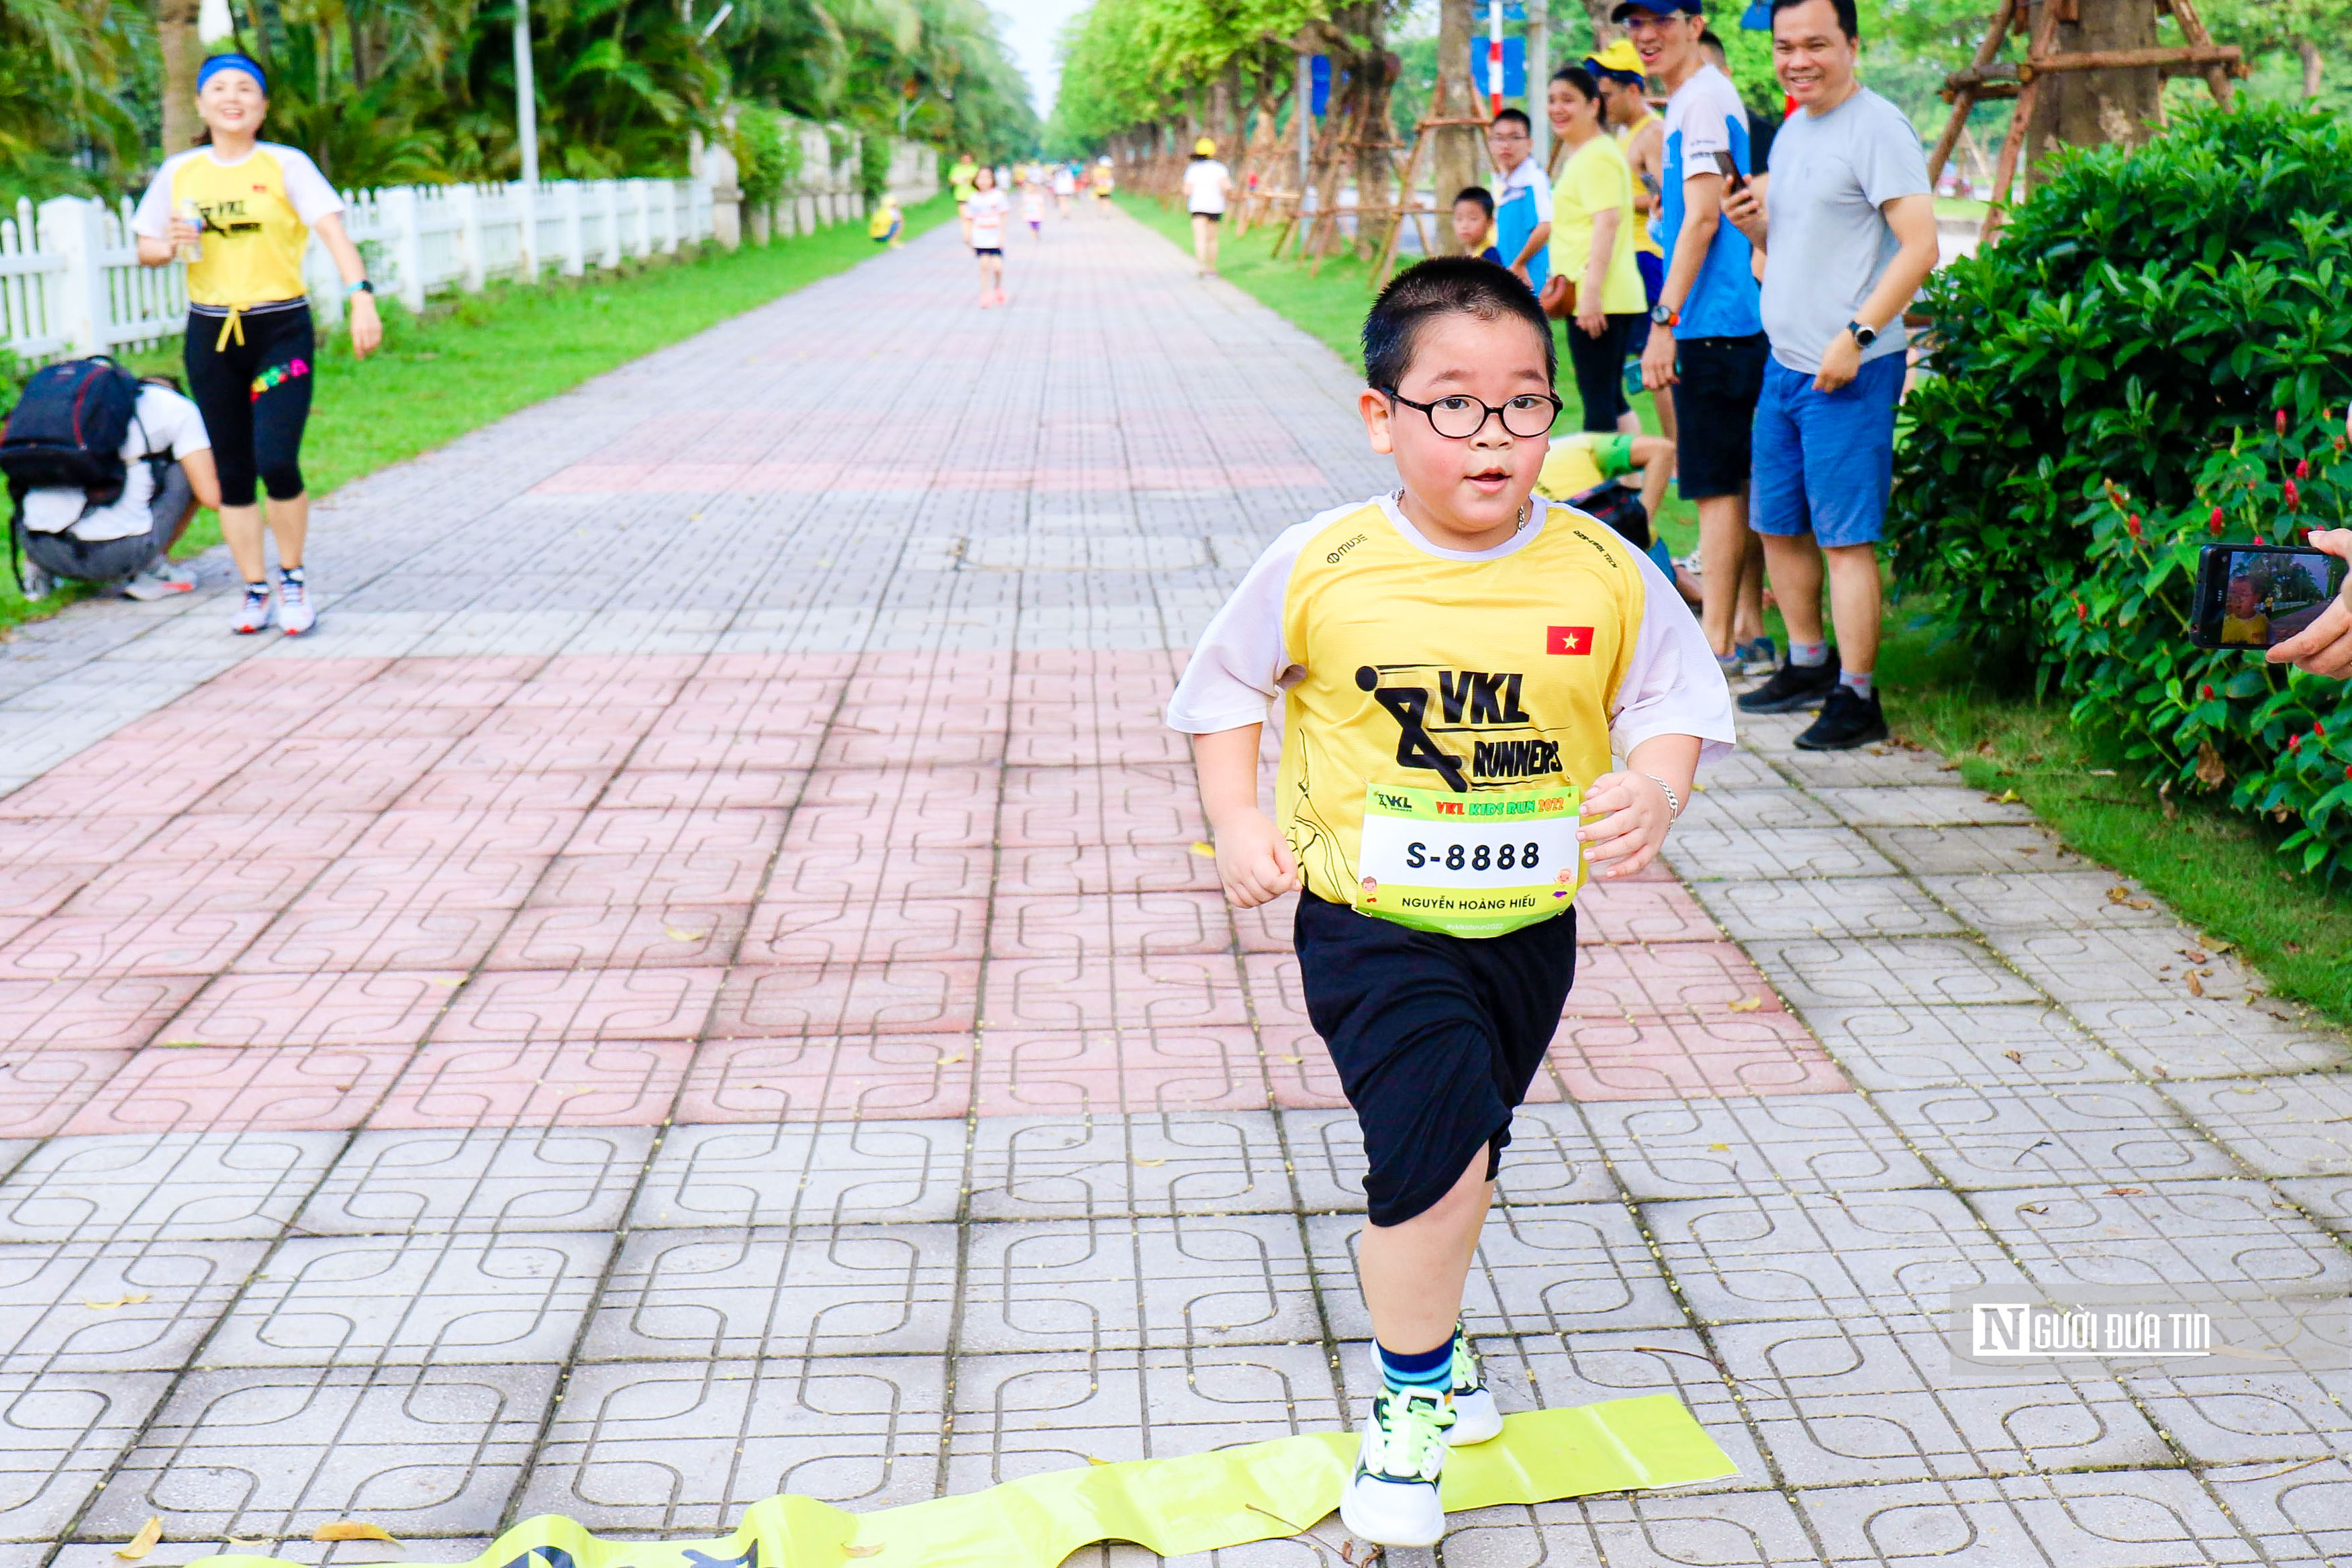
[1021,175,1046,238]
[1182,138,1232,276]
[1052,161,1078,215]
[948,151,979,244]
[1451,187,1502,264]
[1091,156,1116,208]
[132,51,379,636]
[1167,257,1733,1548]
[967,166,1010,306]
[869,193,904,248]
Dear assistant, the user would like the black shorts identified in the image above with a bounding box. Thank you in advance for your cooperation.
[1673,332,1769,499]
[1294,893,1576,1226]
[975,247,1003,257]
[1191,210,1223,223]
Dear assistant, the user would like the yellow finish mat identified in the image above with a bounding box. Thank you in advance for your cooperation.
[193,1399,1736,1568]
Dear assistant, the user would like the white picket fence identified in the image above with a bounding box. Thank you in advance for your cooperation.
[0,134,939,364]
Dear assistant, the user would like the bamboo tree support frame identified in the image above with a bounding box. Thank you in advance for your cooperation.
[1366,108,1494,288]
[1928,0,2246,245]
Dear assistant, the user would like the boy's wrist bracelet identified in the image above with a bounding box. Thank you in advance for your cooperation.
[1641,772,1683,821]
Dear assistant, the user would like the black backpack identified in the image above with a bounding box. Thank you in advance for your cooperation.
[1,356,141,505]
[1569,479,1652,552]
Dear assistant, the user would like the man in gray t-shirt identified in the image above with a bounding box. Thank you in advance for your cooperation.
[1719,0,1937,751]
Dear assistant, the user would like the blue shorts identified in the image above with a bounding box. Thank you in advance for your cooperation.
[1751,351,1904,548]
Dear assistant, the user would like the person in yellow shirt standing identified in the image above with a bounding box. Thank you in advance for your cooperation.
[1587,40,1676,448]
[132,52,378,636]
[948,152,980,244]
[1542,66,1649,440]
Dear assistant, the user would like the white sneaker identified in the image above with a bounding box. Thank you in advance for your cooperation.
[1444,1330,1504,1445]
[17,556,54,601]
[275,568,314,635]
[1364,1333,1503,1447]
[230,580,274,634]
[1338,1387,1452,1548]
[122,557,196,601]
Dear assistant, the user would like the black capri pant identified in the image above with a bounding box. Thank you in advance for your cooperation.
[1567,311,1645,432]
[185,301,315,507]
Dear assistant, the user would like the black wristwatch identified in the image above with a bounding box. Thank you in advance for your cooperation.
[1847,319,1877,348]
[346,279,375,297]
[1651,302,1679,328]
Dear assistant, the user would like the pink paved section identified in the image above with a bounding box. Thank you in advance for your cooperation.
[0,645,1843,1137]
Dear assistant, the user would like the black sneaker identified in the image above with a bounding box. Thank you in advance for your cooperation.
[1738,657,1839,714]
[1796,685,1890,750]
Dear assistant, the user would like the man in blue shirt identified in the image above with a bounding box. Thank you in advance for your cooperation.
[1628,0,1771,674]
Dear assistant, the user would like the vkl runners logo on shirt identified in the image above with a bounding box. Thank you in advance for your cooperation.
[1548,626,1595,655]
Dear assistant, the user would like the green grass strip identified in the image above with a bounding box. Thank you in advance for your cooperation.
[2,194,954,634]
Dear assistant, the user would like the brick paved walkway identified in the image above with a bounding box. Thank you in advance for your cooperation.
[3,205,2350,1568]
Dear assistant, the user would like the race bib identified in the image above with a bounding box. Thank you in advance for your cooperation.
[1354,781,1583,938]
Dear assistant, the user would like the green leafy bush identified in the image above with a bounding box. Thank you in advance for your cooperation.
[730,106,800,211]
[2049,409,2352,881]
[1891,103,2352,669]
[860,133,891,205]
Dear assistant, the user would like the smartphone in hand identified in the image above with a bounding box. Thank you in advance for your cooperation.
[1711,149,1748,194]
[2190,542,2349,649]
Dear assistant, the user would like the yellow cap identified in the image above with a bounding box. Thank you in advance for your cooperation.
[1194,137,1216,156]
[1586,38,1646,77]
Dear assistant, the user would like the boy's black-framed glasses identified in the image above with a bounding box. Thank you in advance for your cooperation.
[1382,387,1563,440]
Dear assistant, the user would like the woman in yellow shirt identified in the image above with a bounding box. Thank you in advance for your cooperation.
[133,52,379,636]
[1542,67,1648,437]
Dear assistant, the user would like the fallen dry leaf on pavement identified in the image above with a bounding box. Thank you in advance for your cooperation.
[2002,1050,2023,1065]
[2104,1187,2146,1197]
[84,1293,150,1311]
[1727,995,1763,1012]
[665,926,710,942]
[1189,842,1216,857]
[844,1545,884,1558]
[312,1522,399,1543]
[116,1517,162,1559]
[2186,973,2205,997]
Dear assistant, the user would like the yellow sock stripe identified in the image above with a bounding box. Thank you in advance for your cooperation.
[187,1400,1735,1568]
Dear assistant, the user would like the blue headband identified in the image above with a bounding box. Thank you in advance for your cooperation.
[198,53,266,95]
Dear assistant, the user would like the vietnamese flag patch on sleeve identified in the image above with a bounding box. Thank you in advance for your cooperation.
[1548,626,1594,655]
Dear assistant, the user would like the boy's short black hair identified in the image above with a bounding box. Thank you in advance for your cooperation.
[1698,26,1726,50]
[1770,0,1859,38]
[1453,185,1495,216]
[1490,107,1532,134]
[1362,256,1557,392]
[1551,66,1600,102]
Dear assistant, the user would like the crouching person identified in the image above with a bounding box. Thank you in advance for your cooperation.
[9,365,217,603]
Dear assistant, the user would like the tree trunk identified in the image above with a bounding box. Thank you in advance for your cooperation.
[1432,0,1477,253]
[2026,0,2163,167]
[156,0,201,153]
[1352,7,1395,258]
[2298,36,2322,98]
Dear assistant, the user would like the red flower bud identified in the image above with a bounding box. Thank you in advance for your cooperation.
[2286,480,2300,510]
[2075,599,2088,622]
[2255,535,2266,546]
[2344,763,2352,781]
[2127,513,2143,538]
[2318,722,2329,737]
[2200,684,2214,700]
[2277,408,2290,434]
[2290,734,2302,752]
[2209,506,2225,535]
[2296,458,2311,479]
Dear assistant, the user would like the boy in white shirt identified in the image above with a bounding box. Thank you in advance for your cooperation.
[967,166,1010,307]
[1167,258,1734,1547]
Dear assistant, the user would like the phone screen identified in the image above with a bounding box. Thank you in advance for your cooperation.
[1711,150,1747,191]
[2193,544,2349,649]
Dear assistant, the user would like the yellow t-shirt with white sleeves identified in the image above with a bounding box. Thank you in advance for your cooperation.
[132,143,344,311]
[1167,495,1735,936]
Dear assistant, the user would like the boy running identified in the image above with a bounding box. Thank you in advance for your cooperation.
[1167,258,1732,1548]
[967,166,1009,307]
